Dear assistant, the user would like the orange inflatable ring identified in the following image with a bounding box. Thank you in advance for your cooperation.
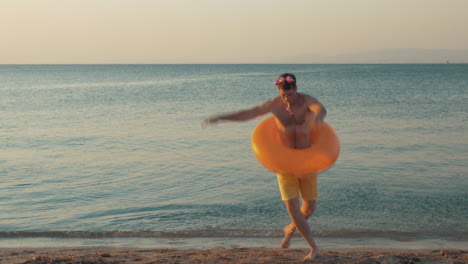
[251,116,340,177]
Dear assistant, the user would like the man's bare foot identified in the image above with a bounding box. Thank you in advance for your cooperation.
[280,224,295,248]
[303,248,320,262]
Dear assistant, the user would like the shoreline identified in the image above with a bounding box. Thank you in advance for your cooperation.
[1,236,467,250]
[0,247,466,264]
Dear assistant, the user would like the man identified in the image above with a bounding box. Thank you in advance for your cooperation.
[202,73,326,261]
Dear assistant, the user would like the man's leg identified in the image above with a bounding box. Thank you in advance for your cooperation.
[281,174,318,249]
[281,199,316,248]
[283,198,319,261]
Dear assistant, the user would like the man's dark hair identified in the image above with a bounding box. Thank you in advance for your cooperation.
[276,73,297,90]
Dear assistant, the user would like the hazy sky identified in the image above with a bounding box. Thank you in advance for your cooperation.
[1,0,467,64]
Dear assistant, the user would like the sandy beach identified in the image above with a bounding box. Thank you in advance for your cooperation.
[0,247,466,264]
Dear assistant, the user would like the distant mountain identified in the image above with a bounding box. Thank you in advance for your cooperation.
[279,49,468,64]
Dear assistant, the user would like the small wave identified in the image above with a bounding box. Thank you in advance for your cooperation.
[30,80,174,90]
[27,75,225,91]
[0,230,279,238]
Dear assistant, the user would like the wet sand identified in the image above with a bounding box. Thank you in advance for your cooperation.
[0,247,466,264]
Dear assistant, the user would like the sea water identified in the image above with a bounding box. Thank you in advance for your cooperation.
[0,64,466,247]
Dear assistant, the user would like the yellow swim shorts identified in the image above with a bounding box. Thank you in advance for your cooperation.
[276,173,318,201]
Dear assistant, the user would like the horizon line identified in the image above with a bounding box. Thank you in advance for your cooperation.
[2,62,468,66]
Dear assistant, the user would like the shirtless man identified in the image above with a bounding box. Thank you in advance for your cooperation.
[202,73,326,262]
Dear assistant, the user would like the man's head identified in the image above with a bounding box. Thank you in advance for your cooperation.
[274,73,297,91]
[275,73,298,105]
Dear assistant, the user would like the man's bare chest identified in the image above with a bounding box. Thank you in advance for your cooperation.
[274,107,311,127]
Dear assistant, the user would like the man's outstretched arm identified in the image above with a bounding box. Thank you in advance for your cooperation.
[202,100,272,128]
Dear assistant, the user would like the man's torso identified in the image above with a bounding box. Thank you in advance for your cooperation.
[271,94,314,149]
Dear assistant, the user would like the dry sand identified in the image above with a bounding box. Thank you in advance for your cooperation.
[0,247,466,264]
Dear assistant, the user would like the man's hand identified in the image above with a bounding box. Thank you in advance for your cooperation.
[312,112,324,126]
[201,117,219,129]
[309,103,325,126]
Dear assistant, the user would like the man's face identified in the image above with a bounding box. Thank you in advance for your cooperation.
[279,88,297,105]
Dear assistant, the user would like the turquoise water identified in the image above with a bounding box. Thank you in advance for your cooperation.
[0,64,466,241]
